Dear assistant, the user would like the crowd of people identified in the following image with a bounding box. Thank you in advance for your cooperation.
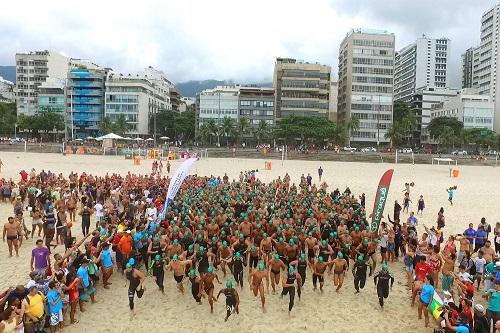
[0,166,499,333]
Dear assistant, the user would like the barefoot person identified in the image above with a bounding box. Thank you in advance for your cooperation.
[168,254,192,294]
[249,263,269,312]
[332,252,348,292]
[417,274,435,328]
[216,281,240,322]
[125,260,146,319]
[352,255,372,294]
[199,266,221,313]
[3,216,20,257]
[281,266,302,315]
[268,253,286,294]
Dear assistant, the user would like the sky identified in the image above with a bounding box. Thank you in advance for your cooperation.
[0,0,498,86]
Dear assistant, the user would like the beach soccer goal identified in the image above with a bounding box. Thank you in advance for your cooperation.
[432,157,457,166]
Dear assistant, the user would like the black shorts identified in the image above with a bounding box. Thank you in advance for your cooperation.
[313,274,324,283]
[380,247,387,254]
[308,249,315,259]
[7,235,18,241]
[174,275,184,283]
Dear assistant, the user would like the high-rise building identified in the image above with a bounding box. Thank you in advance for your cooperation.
[67,60,107,139]
[0,76,14,103]
[471,4,500,131]
[431,88,494,131]
[461,47,476,89]
[238,86,275,129]
[38,79,65,113]
[394,37,450,102]
[105,73,170,136]
[337,28,395,144]
[134,66,173,111]
[196,86,240,127]
[273,57,330,118]
[328,81,338,122]
[15,50,68,115]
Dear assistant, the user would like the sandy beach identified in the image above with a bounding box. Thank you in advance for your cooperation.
[1,151,499,333]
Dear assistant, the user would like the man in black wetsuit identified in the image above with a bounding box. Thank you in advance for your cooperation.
[216,280,240,322]
[189,269,202,304]
[281,266,302,315]
[373,264,394,308]
[125,260,146,319]
[352,255,373,294]
[290,253,308,287]
[232,252,246,288]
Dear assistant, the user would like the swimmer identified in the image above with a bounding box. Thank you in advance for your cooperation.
[216,280,240,322]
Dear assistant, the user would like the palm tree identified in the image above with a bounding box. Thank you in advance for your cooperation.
[206,119,222,147]
[253,120,270,145]
[99,116,114,135]
[113,115,131,136]
[438,126,457,151]
[385,122,404,148]
[198,123,212,145]
[236,117,251,146]
[346,114,360,145]
[221,117,236,147]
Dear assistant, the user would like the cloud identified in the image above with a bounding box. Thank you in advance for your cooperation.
[0,0,496,86]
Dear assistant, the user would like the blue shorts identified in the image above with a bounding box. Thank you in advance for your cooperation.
[78,286,95,301]
[387,243,395,252]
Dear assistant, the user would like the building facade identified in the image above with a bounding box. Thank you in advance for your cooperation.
[0,76,14,103]
[461,47,476,89]
[338,28,395,144]
[197,86,239,126]
[471,4,500,131]
[105,74,167,135]
[238,87,275,128]
[38,79,65,113]
[431,89,494,130]
[328,81,338,122]
[15,51,68,115]
[394,37,450,102]
[273,57,330,118]
[67,65,106,139]
[410,87,458,143]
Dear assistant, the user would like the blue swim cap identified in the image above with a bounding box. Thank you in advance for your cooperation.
[128,258,135,266]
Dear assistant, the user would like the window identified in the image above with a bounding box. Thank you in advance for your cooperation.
[240,100,251,106]
[240,110,251,116]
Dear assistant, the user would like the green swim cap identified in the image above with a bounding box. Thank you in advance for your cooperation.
[337,252,343,259]
[357,255,364,261]
[322,240,327,246]
[189,244,194,251]
[308,232,312,237]
[318,256,324,263]
[155,254,161,260]
[289,266,295,274]
[173,239,179,244]
[199,246,205,252]
[258,263,265,271]
[126,263,133,269]
[279,237,284,243]
[263,233,268,238]
[382,264,388,271]
[363,238,369,244]
[222,240,227,247]
[172,254,179,261]
[273,254,280,260]
[239,234,244,239]
[344,230,349,235]
[189,269,196,276]
[300,253,306,260]
[289,239,294,245]
[235,252,241,259]
[226,280,233,288]
[207,266,214,273]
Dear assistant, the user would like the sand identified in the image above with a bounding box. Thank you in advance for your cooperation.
[0,151,499,333]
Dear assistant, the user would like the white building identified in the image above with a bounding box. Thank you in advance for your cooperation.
[104,73,169,135]
[135,66,173,111]
[15,50,68,115]
[431,89,494,130]
[197,86,239,126]
[328,80,338,122]
[0,76,14,103]
[394,36,450,102]
[410,87,459,142]
[338,28,395,144]
[471,4,500,131]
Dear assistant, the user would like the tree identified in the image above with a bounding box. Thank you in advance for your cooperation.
[198,123,212,145]
[16,111,64,137]
[221,117,236,147]
[99,115,131,136]
[253,120,270,145]
[427,117,463,140]
[438,126,458,150]
[206,119,222,147]
[385,122,405,147]
[0,103,17,135]
[99,116,115,135]
[274,116,342,145]
[235,117,251,145]
[346,114,360,144]
[388,101,418,147]
[153,110,195,143]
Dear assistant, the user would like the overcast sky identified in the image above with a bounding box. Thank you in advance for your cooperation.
[0,0,497,85]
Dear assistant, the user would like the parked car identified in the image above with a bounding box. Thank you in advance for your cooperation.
[361,147,377,153]
[486,150,498,156]
[451,150,468,155]
[398,148,413,154]
[343,146,357,152]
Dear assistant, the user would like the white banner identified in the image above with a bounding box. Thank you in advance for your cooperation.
[160,157,197,217]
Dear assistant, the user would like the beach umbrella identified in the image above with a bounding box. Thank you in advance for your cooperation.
[134,137,144,141]
[124,137,133,141]
[86,136,95,140]
[145,138,154,141]
[96,133,125,140]
[160,136,170,140]
[75,138,83,141]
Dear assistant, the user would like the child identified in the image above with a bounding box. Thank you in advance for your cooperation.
[403,192,411,214]
[417,195,425,215]
[473,250,486,290]
[447,186,457,206]
[47,280,64,332]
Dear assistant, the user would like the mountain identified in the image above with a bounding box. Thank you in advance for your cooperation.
[175,80,273,97]
[0,66,16,83]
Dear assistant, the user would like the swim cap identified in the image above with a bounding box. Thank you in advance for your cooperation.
[279,237,284,243]
[308,232,312,237]
[172,254,179,261]
[322,240,327,246]
[239,234,244,239]
[222,240,228,247]
[263,233,268,238]
[128,258,135,266]
[318,256,324,263]
[173,239,179,244]
[357,255,364,261]
[207,266,214,273]
[226,280,233,288]
[197,234,203,239]
[155,254,161,260]
[289,266,295,274]
[258,263,265,271]
[355,227,360,232]
[382,264,388,271]
[289,239,294,245]
[188,244,194,251]
[189,269,196,277]
[257,224,261,229]
[273,254,280,260]
[337,252,343,259]
[363,238,369,244]
[126,263,133,269]
[300,253,306,260]
[235,252,241,259]
[344,230,349,234]
[199,246,205,252]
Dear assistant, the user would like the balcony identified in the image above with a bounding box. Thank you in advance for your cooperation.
[71,88,103,96]
[70,80,104,88]
[69,70,103,80]
[71,104,103,113]
[72,96,102,104]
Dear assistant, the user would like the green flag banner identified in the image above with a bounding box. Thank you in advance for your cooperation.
[369,169,394,233]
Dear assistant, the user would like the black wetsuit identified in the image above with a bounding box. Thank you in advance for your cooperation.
[223,288,237,319]
[197,252,209,274]
[281,272,298,312]
[297,259,307,286]
[190,276,201,303]
[319,244,330,261]
[232,256,246,288]
[352,260,372,292]
[151,259,165,292]
[248,247,259,268]
[373,270,394,307]
[126,269,144,310]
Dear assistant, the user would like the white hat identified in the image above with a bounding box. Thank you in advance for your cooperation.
[443,291,452,297]
[495,261,500,267]
[125,230,131,234]
[474,304,485,313]
[117,229,123,233]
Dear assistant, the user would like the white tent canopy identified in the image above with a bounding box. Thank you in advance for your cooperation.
[96,133,125,140]
[160,136,170,140]
[432,157,457,166]
[145,138,154,141]
[134,137,143,141]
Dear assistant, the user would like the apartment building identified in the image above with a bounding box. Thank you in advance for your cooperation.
[0,76,14,103]
[273,57,330,118]
[337,28,395,144]
[15,50,68,115]
[38,79,65,113]
[328,81,338,122]
[461,47,476,89]
[238,86,275,127]
[196,86,239,127]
